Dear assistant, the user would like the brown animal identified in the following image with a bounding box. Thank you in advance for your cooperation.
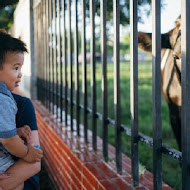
[138,16,182,151]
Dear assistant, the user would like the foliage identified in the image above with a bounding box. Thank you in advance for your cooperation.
[0,0,18,9]
[0,3,17,31]
[94,0,151,26]
[120,34,130,54]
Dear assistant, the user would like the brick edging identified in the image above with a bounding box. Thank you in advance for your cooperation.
[34,101,173,190]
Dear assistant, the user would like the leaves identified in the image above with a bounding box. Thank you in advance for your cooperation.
[0,0,155,31]
[0,4,17,30]
[93,0,151,26]
[0,0,18,30]
[0,0,18,9]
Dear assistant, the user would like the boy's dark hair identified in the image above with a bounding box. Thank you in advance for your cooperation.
[0,29,28,68]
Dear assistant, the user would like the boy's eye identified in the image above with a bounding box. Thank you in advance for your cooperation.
[14,67,19,70]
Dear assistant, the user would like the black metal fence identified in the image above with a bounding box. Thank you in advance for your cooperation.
[33,0,190,189]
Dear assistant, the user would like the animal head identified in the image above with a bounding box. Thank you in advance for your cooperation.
[138,16,182,106]
[138,16,181,54]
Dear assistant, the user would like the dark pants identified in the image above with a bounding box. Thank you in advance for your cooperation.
[24,175,40,190]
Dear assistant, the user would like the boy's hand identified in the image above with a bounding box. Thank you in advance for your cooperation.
[17,125,31,144]
[23,144,43,163]
[0,173,11,179]
[0,173,11,189]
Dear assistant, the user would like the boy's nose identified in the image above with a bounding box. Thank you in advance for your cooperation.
[18,72,22,78]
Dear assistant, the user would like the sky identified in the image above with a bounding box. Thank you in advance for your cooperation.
[138,0,181,34]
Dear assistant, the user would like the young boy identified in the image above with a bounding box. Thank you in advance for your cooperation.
[0,29,43,175]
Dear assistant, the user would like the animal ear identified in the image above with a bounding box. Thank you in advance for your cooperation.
[138,32,172,52]
[176,15,181,28]
[138,32,152,52]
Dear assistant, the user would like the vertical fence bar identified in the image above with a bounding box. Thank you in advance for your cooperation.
[74,0,80,135]
[82,0,88,142]
[40,2,44,103]
[35,5,37,98]
[49,0,53,112]
[101,0,108,161]
[42,1,45,104]
[41,0,46,106]
[46,0,50,110]
[36,5,39,100]
[52,0,56,114]
[62,0,68,126]
[181,0,190,189]
[30,0,35,99]
[44,0,47,105]
[49,0,52,112]
[90,0,96,150]
[55,0,59,118]
[38,5,41,101]
[44,0,47,106]
[34,6,38,100]
[38,3,41,101]
[130,0,139,186]
[33,6,36,96]
[68,0,73,130]
[57,0,61,120]
[44,0,48,108]
[113,0,122,173]
[42,0,45,105]
[152,0,162,189]
[59,0,63,122]
[39,1,44,102]
[37,3,40,101]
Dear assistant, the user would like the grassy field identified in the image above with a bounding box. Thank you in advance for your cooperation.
[71,61,181,189]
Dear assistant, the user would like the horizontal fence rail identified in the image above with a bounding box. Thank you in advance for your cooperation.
[34,0,189,188]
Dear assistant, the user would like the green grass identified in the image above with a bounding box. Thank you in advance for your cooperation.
[67,61,181,189]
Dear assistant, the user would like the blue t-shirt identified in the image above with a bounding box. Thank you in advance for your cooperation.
[0,82,17,138]
[0,82,17,156]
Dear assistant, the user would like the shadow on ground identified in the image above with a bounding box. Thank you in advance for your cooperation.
[39,161,55,190]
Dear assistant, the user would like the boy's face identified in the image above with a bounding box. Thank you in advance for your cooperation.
[0,52,24,91]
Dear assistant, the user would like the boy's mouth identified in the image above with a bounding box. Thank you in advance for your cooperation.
[15,81,21,87]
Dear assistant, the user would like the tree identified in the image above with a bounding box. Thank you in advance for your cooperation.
[0,0,18,30]
[94,0,152,26]
[1,0,153,31]
[0,0,18,9]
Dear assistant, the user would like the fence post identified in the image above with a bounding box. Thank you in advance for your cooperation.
[67,0,73,131]
[81,0,88,143]
[101,0,108,162]
[181,0,190,189]
[90,0,97,151]
[74,0,80,135]
[113,0,122,173]
[130,0,139,186]
[152,0,162,189]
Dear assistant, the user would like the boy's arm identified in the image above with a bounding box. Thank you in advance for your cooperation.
[0,131,42,190]
[1,134,43,163]
[0,135,28,158]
